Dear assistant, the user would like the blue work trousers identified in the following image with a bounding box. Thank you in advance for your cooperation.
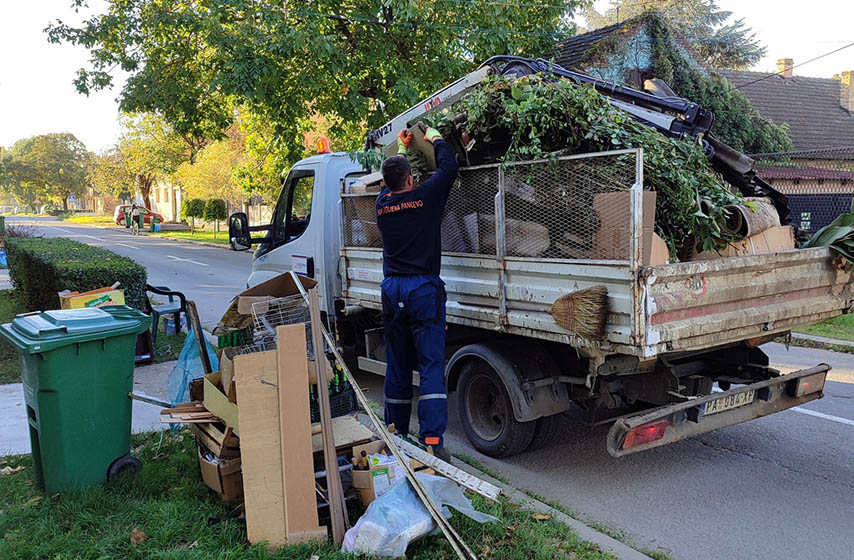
[381,275,448,449]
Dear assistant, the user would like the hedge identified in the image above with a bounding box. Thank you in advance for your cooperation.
[5,237,148,312]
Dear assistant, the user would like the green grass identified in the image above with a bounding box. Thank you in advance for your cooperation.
[153,329,187,363]
[0,430,619,560]
[0,291,24,384]
[153,230,230,245]
[794,314,854,342]
[57,214,117,226]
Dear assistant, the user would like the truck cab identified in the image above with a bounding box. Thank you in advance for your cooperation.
[231,151,365,318]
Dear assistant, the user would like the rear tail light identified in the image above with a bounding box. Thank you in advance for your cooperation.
[622,420,668,450]
[790,371,826,397]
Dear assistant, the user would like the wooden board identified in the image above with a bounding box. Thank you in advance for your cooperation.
[308,287,349,543]
[190,422,240,459]
[311,415,376,453]
[276,324,326,544]
[234,349,288,548]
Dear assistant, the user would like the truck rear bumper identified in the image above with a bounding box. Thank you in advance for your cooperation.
[606,364,830,457]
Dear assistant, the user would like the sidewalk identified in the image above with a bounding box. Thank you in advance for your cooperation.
[0,360,176,456]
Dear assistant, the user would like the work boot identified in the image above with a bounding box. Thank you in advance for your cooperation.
[432,446,452,465]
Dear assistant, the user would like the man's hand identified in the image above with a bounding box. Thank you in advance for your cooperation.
[423,127,442,144]
[397,130,414,154]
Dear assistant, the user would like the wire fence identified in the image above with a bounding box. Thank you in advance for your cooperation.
[750,146,854,234]
[342,150,642,262]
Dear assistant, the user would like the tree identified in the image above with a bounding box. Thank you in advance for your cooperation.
[203,199,228,238]
[0,147,39,212]
[583,1,765,69]
[110,114,188,210]
[181,198,205,233]
[175,125,246,205]
[2,134,89,211]
[47,1,584,172]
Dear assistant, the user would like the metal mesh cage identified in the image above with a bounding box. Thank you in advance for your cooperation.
[341,150,641,261]
[238,294,314,358]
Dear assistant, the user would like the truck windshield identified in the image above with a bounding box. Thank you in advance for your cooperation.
[271,169,315,246]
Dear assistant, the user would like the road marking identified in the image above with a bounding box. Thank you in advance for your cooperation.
[167,254,209,267]
[80,234,106,241]
[790,407,854,426]
[116,243,139,250]
[49,226,74,234]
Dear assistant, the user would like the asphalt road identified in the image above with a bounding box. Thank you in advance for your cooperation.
[13,216,854,560]
[8,216,253,329]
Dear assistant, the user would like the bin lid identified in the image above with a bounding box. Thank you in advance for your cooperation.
[0,305,151,354]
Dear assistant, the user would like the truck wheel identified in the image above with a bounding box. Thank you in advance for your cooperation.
[457,360,535,458]
[526,414,563,451]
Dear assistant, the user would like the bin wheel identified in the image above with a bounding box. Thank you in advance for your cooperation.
[107,454,142,481]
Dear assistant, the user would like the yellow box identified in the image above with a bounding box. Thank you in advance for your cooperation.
[59,287,125,309]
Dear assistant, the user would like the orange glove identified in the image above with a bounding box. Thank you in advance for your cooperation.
[397,130,414,154]
[423,127,442,144]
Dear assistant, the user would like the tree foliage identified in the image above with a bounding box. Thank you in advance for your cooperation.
[203,199,228,237]
[181,198,206,233]
[583,0,766,69]
[90,114,188,209]
[175,125,246,205]
[47,0,584,173]
[1,134,89,211]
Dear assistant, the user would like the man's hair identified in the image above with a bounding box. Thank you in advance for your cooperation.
[381,155,411,192]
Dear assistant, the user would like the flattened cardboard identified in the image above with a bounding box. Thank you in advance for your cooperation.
[382,123,437,170]
[236,272,317,315]
[203,372,239,436]
[693,225,795,261]
[591,191,658,264]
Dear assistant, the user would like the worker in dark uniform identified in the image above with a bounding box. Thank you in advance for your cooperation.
[377,126,459,458]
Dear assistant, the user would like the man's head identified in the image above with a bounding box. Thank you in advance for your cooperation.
[381,155,413,192]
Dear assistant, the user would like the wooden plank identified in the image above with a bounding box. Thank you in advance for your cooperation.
[308,287,349,543]
[234,349,288,548]
[311,415,376,453]
[276,324,327,544]
[187,300,213,374]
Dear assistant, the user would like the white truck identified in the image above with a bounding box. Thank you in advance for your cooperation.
[228,57,844,458]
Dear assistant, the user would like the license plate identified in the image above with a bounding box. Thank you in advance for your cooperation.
[703,389,756,416]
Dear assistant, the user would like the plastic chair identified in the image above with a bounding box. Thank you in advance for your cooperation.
[145,284,187,345]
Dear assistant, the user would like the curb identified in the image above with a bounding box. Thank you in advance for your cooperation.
[790,332,854,348]
[452,460,654,560]
[80,222,237,251]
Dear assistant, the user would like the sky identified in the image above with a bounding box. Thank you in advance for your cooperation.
[0,0,852,154]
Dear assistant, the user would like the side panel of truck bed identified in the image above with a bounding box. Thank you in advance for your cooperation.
[642,247,854,356]
[342,248,637,352]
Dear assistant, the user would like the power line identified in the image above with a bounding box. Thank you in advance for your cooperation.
[736,42,854,89]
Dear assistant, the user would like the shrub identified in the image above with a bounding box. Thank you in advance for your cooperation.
[181,198,206,233]
[203,199,228,237]
[6,237,147,312]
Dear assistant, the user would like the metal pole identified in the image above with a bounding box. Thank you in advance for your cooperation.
[495,167,508,327]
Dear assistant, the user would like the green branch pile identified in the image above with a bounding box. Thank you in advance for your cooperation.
[432,74,743,255]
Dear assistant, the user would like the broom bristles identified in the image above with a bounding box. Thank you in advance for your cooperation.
[548,285,609,341]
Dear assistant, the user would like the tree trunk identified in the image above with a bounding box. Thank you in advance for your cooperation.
[138,174,154,210]
[62,196,69,211]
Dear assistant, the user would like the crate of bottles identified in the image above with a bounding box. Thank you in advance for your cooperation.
[309,361,357,423]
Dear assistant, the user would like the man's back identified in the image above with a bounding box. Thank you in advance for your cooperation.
[376,139,459,276]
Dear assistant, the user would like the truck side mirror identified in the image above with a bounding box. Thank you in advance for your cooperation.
[229,212,252,251]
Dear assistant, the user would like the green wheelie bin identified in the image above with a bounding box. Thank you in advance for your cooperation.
[0,306,152,493]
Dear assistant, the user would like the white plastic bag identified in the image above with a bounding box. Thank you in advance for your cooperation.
[342,472,497,557]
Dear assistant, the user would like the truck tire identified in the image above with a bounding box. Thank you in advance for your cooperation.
[457,360,536,458]
[526,413,563,452]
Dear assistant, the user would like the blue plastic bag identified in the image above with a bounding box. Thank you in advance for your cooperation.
[168,328,219,405]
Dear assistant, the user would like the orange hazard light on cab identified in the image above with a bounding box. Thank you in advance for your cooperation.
[622,420,668,450]
[317,137,332,154]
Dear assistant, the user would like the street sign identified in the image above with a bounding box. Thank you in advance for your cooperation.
[68,196,77,202]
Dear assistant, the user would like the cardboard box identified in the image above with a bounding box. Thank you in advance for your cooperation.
[197,444,243,502]
[219,347,238,403]
[59,286,125,309]
[692,225,795,261]
[190,421,240,459]
[591,191,661,264]
[350,440,425,507]
[235,272,318,315]
[204,372,239,436]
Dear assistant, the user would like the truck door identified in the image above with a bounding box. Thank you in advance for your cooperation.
[250,165,321,284]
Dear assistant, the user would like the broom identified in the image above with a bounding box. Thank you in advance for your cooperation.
[548,285,609,341]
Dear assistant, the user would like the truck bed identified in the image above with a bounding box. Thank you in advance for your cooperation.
[340,149,854,358]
